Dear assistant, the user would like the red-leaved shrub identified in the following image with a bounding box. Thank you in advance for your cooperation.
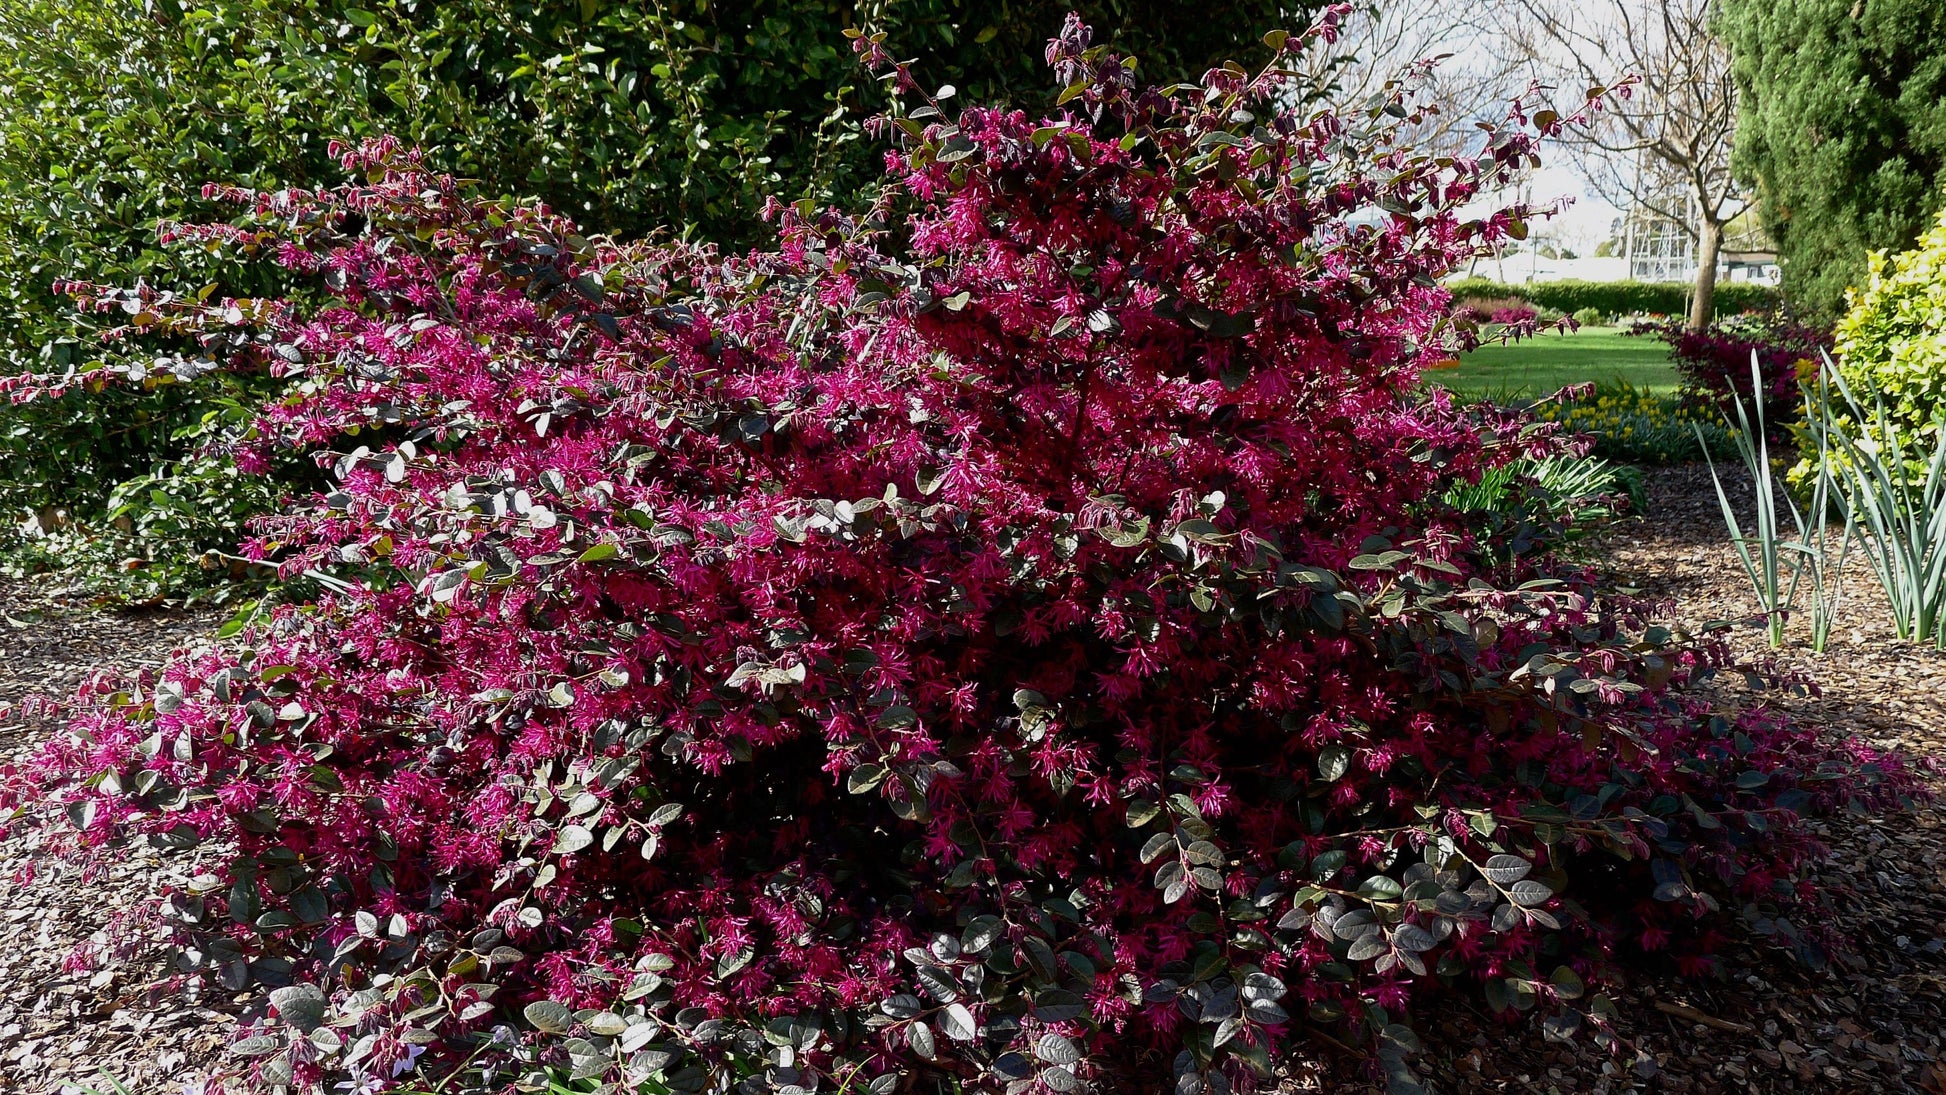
[1639,313,1832,431]
[1452,295,1541,346]
[1,14,1917,1095]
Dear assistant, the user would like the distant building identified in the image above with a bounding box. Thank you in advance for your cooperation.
[1719,221,1781,285]
[1619,198,1779,286]
[1448,175,1777,288]
[1460,202,1779,288]
[1462,251,1629,283]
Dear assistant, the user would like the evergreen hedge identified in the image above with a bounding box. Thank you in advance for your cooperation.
[1446,278,1780,320]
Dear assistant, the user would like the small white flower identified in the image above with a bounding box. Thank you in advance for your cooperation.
[389,1042,427,1078]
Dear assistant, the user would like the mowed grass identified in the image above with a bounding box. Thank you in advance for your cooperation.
[1425,326,1682,400]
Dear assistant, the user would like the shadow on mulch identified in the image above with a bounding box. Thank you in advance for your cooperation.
[1304,465,1946,1095]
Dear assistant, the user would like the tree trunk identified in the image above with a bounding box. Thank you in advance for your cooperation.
[1688,219,1722,331]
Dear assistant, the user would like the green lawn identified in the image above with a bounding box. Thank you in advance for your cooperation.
[1426,326,1682,400]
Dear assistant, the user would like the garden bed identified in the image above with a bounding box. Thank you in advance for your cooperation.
[0,466,1940,1095]
[0,592,228,1092]
[1402,465,1946,1095]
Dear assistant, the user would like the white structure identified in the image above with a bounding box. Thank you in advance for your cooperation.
[1624,208,1695,282]
[1464,251,1628,283]
[1719,222,1781,284]
[1620,199,1780,286]
[1448,172,1777,287]
[1461,205,1779,287]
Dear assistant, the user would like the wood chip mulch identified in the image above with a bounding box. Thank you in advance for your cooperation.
[0,590,229,1094]
[1389,465,1946,1095]
[0,467,1940,1094]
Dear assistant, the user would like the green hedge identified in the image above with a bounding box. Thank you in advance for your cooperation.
[2,0,1315,376]
[1446,278,1780,319]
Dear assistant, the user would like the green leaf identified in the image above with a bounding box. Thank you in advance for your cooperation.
[907,1020,936,1059]
[576,542,620,563]
[553,824,595,855]
[1317,745,1351,781]
[1481,854,1530,886]
[1357,875,1403,901]
[716,945,754,977]
[939,1002,977,1041]
[269,984,328,1031]
[524,1000,575,1034]
[1549,965,1585,1000]
[1508,879,1553,906]
[847,763,888,794]
[1348,550,1410,570]
[1311,848,1347,882]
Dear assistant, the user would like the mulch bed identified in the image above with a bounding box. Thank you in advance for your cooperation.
[0,467,1941,1094]
[0,590,230,1093]
[1390,465,1946,1095]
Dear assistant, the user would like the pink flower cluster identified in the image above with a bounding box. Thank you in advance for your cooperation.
[2,15,1917,1093]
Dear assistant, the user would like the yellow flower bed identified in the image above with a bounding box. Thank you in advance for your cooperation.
[1533,383,1733,464]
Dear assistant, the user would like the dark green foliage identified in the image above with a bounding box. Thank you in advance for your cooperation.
[0,0,1314,593]
[2,0,1318,368]
[1445,278,1779,320]
[1717,0,1946,316]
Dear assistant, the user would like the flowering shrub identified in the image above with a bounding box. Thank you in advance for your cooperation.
[2,16,1920,1095]
[1533,382,1737,465]
[1455,295,1535,326]
[0,0,1304,603]
[1637,313,1831,434]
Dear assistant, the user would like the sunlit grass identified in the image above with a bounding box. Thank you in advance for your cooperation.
[1425,325,1682,400]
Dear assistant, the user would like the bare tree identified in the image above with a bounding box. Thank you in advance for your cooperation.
[1295,2,1517,156]
[1495,0,1745,329]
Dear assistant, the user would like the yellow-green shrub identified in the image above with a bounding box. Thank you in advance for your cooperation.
[1832,202,1946,445]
